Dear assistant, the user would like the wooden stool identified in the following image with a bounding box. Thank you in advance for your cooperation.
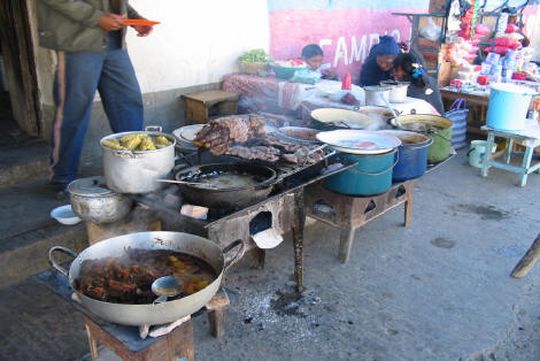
[305,180,415,264]
[182,90,239,124]
[83,291,230,361]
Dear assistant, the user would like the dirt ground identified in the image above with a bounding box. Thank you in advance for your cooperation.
[1,150,540,361]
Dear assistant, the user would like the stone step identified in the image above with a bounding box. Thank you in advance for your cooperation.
[0,142,50,187]
[0,223,87,289]
[0,177,87,288]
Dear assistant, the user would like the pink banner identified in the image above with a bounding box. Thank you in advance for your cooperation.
[269,8,418,83]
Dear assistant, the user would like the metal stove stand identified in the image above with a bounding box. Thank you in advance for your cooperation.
[304,180,415,264]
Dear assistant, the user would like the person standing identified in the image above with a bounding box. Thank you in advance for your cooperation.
[37,0,153,195]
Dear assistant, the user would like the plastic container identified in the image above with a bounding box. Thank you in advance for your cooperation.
[486,83,537,130]
[271,65,306,79]
[467,140,497,168]
[324,149,397,196]
[50,205,82,225]
[379,130,432,181]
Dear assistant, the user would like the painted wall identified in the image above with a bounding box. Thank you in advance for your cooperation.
[125,0,270,94]
[268,0,431,84]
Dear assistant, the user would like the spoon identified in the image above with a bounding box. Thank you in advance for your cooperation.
[151,276,182,304]
[380,94,399,119]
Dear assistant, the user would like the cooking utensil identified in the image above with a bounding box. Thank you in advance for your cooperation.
[310,108,376,130]
[380,81,410,103]
[390,114,453,163]
[276,126,320,145]
[380,93,399,119]
[316,129,401,155]
[152,276,183,304]
[174,163,277,209]
[364,85,392,106]
[100,127,176,194]
[68,176,133,224]
[48,232,245,326]
[123,19,160,26]
[155,178,220,190]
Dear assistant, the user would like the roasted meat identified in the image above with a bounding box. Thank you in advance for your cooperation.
[193,114,265,155]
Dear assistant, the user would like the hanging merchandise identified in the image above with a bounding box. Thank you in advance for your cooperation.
[447,0,463,34]
[495,12,509,37]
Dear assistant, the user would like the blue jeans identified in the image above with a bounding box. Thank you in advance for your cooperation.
[49,40,143,184]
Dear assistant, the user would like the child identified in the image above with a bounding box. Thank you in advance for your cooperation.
[392,52,445,115]
[301,44,338,80]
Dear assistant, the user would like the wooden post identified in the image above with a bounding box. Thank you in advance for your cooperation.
[511,234,540,278]
[206,291,230,338]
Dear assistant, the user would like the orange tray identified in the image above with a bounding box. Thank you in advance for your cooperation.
[123,19,160,26]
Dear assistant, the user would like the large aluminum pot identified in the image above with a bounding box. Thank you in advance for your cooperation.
[100,127,176,194]
[380,81,410,103]
[48,232,245,326]
[68,176,133,224]
[364,85,392,106]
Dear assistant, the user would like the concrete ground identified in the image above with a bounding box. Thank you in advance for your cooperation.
[1,150,540,361]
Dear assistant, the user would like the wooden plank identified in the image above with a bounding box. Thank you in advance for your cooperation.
[512,234,540,278]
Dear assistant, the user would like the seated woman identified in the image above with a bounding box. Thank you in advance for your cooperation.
[301,44,338,80]
[392,52,445,115]
[359,35,401,86]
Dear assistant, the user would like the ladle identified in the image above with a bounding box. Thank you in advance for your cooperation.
[151,276,183,304]
[155,178,219,190]
[380,94,399,119]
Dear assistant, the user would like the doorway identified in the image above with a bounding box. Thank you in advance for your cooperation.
[0,0,42,146]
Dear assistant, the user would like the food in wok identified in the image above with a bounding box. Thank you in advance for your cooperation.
[75,249,217,304]
[102,133,172,151]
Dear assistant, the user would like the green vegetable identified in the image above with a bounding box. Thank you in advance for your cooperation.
[239,49,273,63]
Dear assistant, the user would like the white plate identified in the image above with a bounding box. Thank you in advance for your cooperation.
[316,129,401,155]
[50,205,82,225]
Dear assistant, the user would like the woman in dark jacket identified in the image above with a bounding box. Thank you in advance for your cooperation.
[392,52,445,115]
[359,35,401,86]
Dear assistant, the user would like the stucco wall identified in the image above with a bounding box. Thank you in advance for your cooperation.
[126,0,270,94]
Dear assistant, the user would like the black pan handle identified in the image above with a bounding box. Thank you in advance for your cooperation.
[48,246,77,278]
[223,240,246,272]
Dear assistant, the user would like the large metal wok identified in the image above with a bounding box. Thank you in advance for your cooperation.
[48,231,244,326]
[174,163,278,209]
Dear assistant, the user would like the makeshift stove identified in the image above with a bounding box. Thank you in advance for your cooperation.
[133,148,356,293]
[34,269,230,361]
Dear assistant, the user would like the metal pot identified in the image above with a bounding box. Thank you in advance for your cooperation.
[101,127,176,194]
[380,81,410,103]
[364,85,392,106]
[390,114,453,163]
[68,176,132,224]
[174,163,277,209]
[48,232,245,326]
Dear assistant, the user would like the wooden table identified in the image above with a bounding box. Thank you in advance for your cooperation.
[441,88,489,135]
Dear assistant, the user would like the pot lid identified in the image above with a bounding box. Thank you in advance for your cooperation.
[316,130,401,155]
[172,124,204,143]
[68,176,116,197]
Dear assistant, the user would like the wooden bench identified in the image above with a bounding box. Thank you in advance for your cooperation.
[181,90,239,124]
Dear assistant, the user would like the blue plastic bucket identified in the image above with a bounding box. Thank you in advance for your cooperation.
[380,130,432,181]
[324,149,397,196]
[486,83,536,130]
